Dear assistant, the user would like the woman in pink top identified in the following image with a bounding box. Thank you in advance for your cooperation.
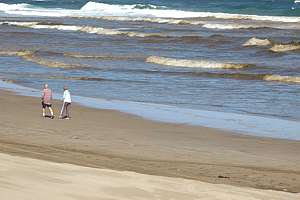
[41,84,54,119]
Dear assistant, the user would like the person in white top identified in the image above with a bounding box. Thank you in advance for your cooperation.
[60,85,72,119]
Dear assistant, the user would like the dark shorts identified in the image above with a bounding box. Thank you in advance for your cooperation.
[42,102,52,108]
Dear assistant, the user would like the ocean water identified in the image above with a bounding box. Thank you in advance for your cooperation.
[1,0,300,16]
[0,0,300,139]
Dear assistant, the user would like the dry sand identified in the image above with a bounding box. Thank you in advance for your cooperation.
[1,153,299,200]
[0,90,300,196]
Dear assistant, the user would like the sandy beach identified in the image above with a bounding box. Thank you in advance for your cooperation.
[0,90,300,199]
[1,153,299,200]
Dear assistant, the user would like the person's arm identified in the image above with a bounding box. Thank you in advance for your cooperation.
[50,90,53,101]
[63,91,66,101]
[41,90,45,101]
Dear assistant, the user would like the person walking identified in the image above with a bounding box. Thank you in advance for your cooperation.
[60,85,72,119]
[41,84,54,119]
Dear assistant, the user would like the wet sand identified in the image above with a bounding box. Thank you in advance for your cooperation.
[0,90,300,194]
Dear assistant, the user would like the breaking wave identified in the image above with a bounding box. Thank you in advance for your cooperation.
[263,75,300,83]
[97,16,300,30]
[202,23,262,30]
[137,69,300,84]
[0,21,168,38]
[64,52,145,61]
[0,50,84,69]
[243,38,300,53]
[270,42,300,52]
[243,37,272,46]
[88,16,205,25]
[201,73,300,84]
[0,2,300,23]
[123,68,300,84]
[1,50,300,85]
[0,49,145,67]
[146,56,251,69]
[1,21,237,42]
[17,51,84,69]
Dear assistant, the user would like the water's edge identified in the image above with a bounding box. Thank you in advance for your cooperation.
[1,80,299,141]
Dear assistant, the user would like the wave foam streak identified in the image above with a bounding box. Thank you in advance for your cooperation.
[0,50,83,69]
[146,56,250,69]
[0,2,300,23]
[0,21,168,38]
[243,37,272,46]
[270,43,300,52]
[264,75,300,83]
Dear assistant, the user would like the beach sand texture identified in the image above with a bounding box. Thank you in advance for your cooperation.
[1,153,299,200]
[0,90,300,198]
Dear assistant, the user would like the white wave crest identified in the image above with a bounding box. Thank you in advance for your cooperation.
[93,16,204,25]
[243,37,272,46]
[0,2,300,23]
[0,50,81,69]
[202,23,261,30]
[264,75,300,83]
[0,3,30,10]
[0,2,71,17]
[146,56,250,69]
[78,2,300,22]
[0,21,167,38]
[270,43,300,52]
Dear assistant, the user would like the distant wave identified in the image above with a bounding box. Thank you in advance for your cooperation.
[0,2,300,23]
[1,50,300,85]
[1,21,234,42]
[89,16,205,25]
[243,37,272,46]
[270,42,300,52]
[126,69,300,84]
[0,50,84,69]
[48,76,108,82]
[202,23,262,30]
[243,38,300,52]
[16,50,84,69]
[0,3,68,17]
[146,56,251,69]
[264,75,300,83]
[79,2,300,23]
[0,21,168,38]
[64,52,145,61]
[97,16,300,30]
[194,72,300,84]
[0,49,146,68]
[205,73,300,84]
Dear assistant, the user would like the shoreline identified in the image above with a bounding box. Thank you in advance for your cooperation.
[1,80,300,141]
[0,89,300,193]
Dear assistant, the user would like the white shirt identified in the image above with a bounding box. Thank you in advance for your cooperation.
[63,90,72,103]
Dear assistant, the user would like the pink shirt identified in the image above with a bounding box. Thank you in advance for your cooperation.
[42,88,52,104]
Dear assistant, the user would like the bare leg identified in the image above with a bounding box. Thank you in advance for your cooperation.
[59,103,65,119]
[62,103,66,118]
[48,107,54,117]
[42,108,46,117]
[66,103,71,118]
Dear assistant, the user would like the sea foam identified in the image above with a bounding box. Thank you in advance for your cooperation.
[0,2,300,23]
[270,43,300,52]
[0,21,167,38]
[202,23,261,30]
[264,74,300,83]
[146,56,250,69]
[243,37,272,46]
